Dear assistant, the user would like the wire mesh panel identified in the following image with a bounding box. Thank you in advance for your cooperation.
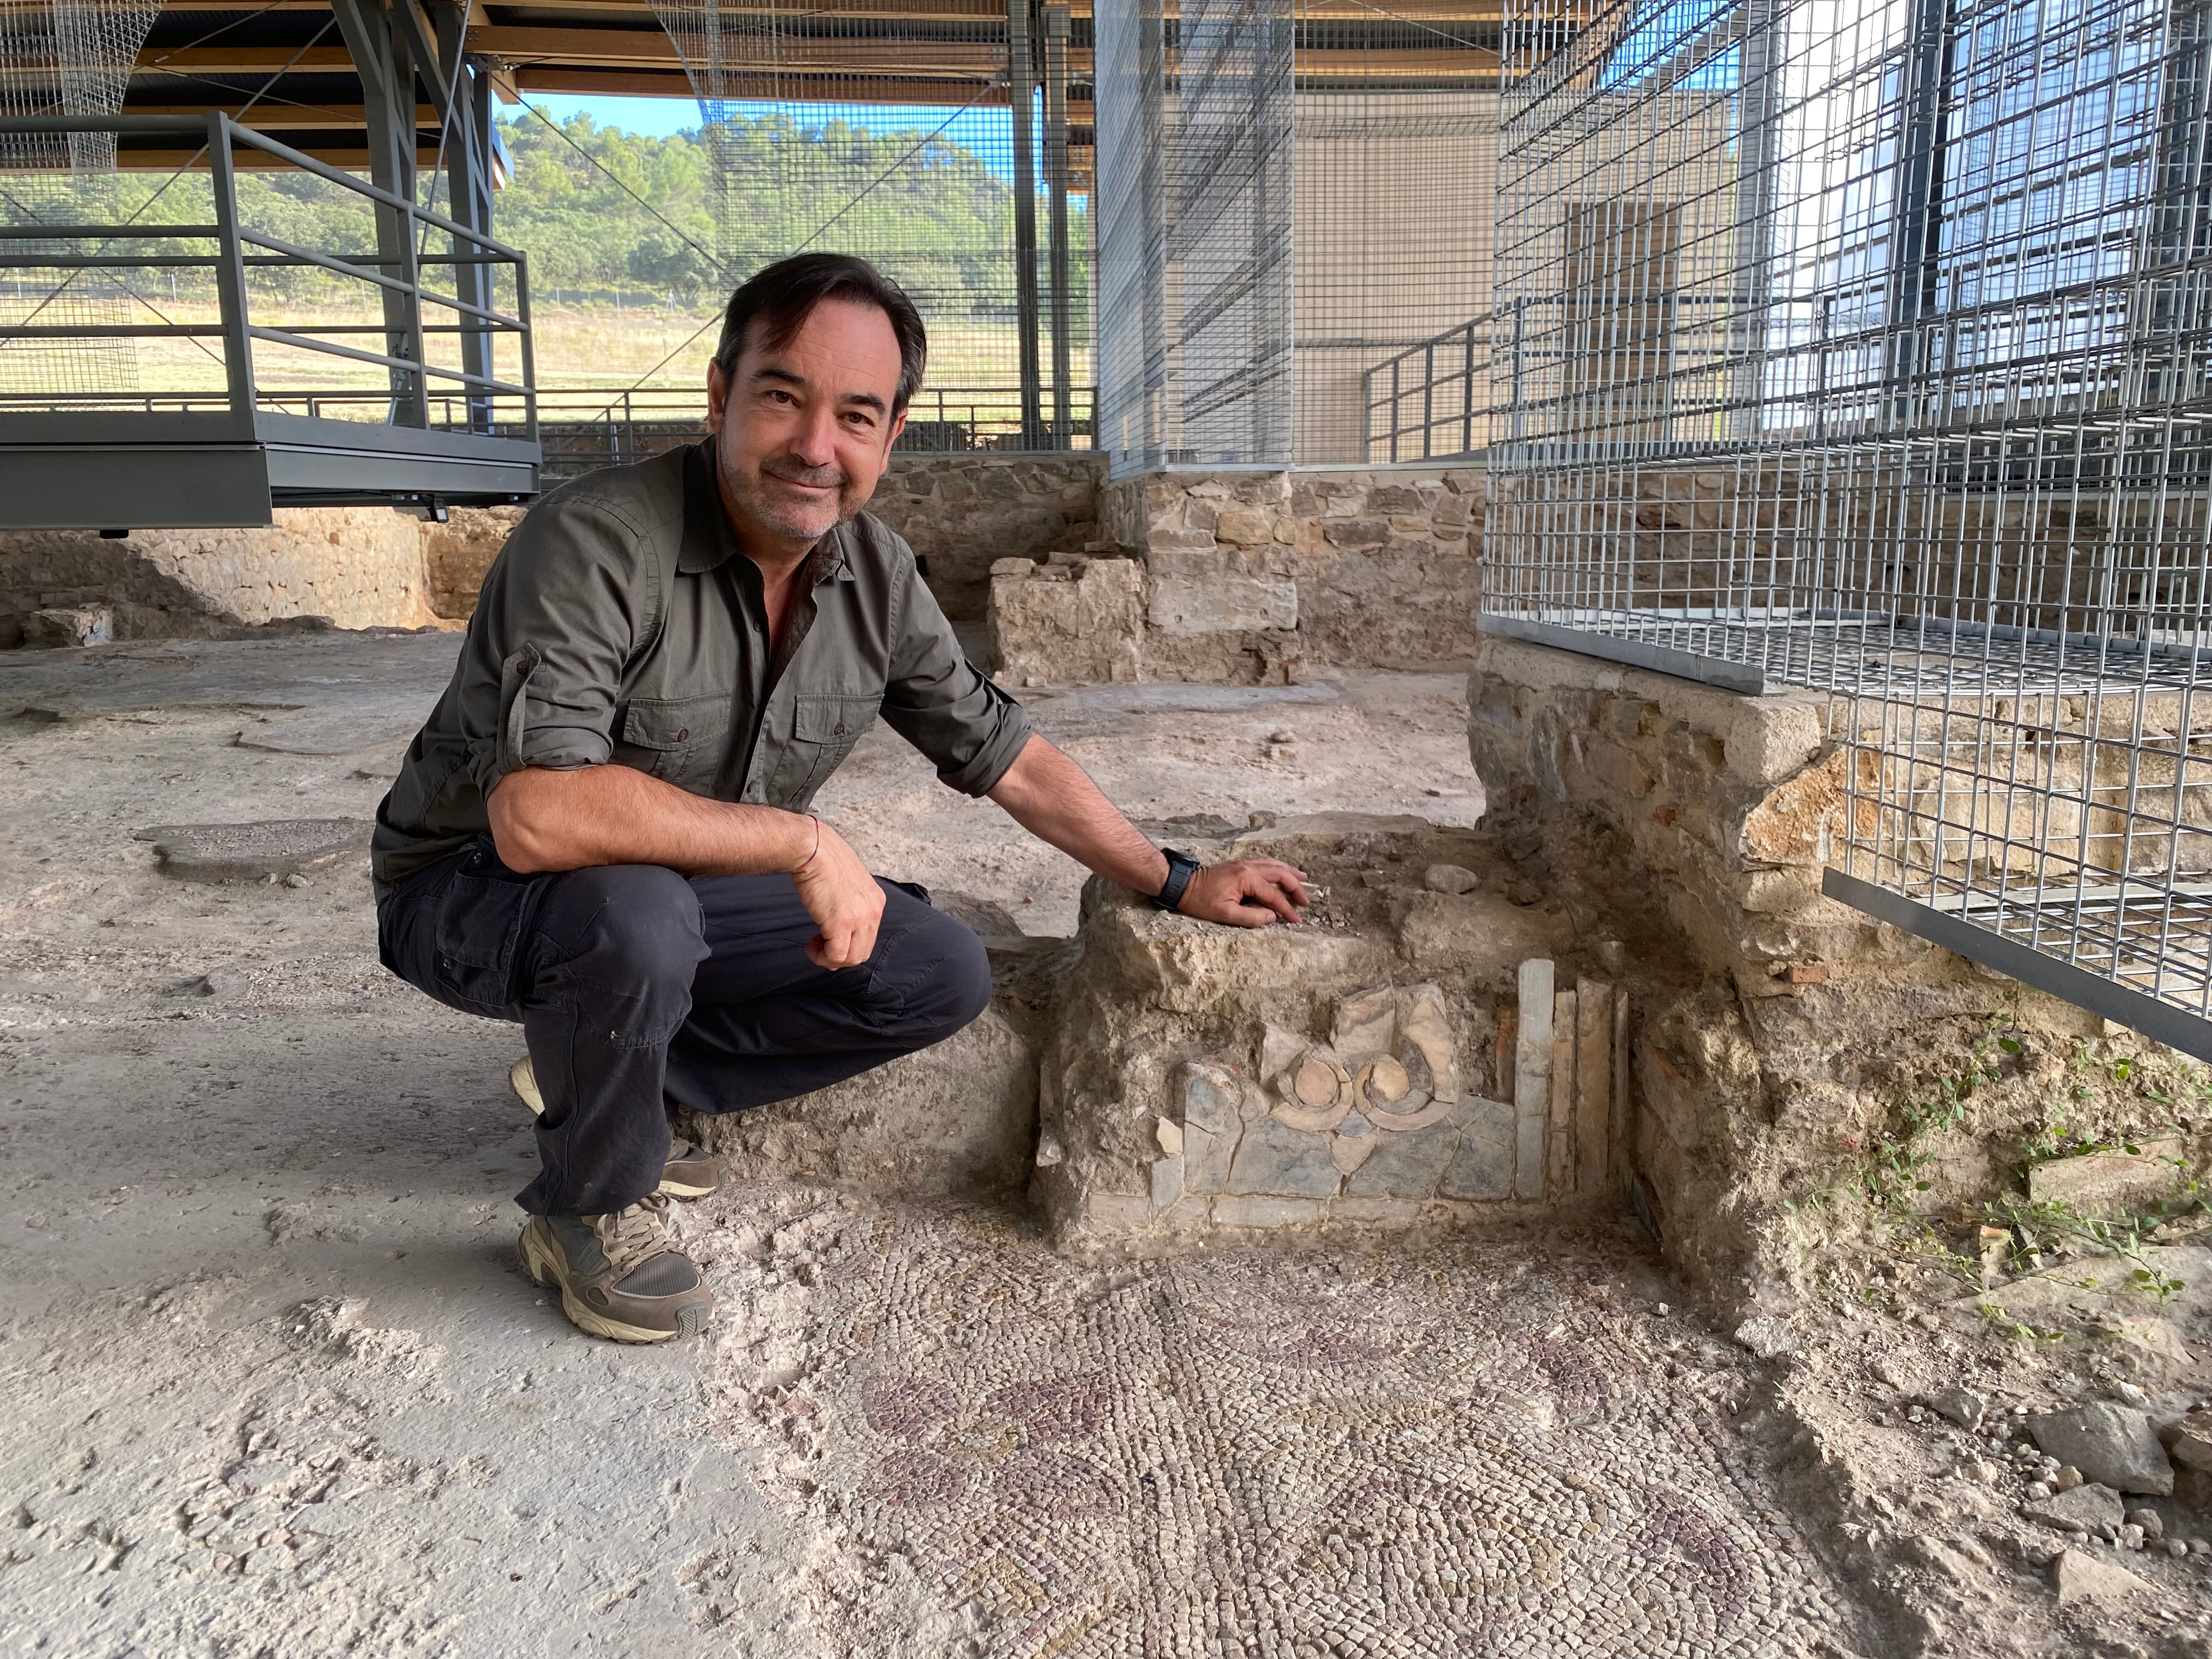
[1096,0,1294,471]
[1293,4,1500,464]
[0,0,164,398]
[648,0,1093,450]
[1489,0,2212,1047]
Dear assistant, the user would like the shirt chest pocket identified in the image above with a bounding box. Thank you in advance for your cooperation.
[611,693,731,789]
[766,691,882,808]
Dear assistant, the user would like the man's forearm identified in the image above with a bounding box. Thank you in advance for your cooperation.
[488,762,816,877]
[985,735,1170,896]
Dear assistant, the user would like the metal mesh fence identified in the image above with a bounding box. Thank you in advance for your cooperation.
[1483,0,2212,1045]
[648,0,1092,450]
[1293,5,1498,464]
[0,0,163,397]
[1096,0,1295,471]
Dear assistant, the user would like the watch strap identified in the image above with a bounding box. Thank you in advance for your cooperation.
[1152,847,1201,912]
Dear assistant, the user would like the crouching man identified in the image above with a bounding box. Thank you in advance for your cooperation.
[371,252,1309,1344]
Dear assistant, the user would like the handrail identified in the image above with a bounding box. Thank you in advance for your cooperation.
[0,110,537,439]
[224,120,528,260]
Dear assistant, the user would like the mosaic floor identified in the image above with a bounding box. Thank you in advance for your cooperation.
[692,1195,1867,1658]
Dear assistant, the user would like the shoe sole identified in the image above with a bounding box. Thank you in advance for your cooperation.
[512,1055,725,1200]
[516,1229,709,1345]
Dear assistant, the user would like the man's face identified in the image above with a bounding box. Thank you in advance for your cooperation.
[704,297,909,552]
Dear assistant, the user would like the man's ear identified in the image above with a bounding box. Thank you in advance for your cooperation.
[885,404,908,454]
[705,359,729,437]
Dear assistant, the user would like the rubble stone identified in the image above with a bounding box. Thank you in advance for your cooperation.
[1734,1315,1803,1359]
[1930,1387,1988,1431]
[2051,1548,2151,1608]
[2162,1409,2212,1472]
[2024,1482,2124,1532]
[2027,1139,2191,1215]
[2029,1404,2175,1495]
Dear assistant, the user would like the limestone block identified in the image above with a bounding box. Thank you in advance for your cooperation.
[687,1006,1036,1196]
[1147,571,1298,635]
[1214,507,1278,546]
[989,554,1146,685]
[23,605,111,648]
[2029,1404,2174,1495]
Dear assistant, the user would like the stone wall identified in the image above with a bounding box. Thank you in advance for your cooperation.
[1465,631,1860,977]
[1293,467,1485,668]
[2,453,1480,676]
[0,509,441,648]
[422,506,527,620]
[990,465,1484,685]
[1459,629,2200,1304]
[868,452,1106,622]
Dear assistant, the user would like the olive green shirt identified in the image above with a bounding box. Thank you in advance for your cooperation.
[371,442,1032,896]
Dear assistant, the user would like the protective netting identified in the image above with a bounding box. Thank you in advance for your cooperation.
[648,0,1092,447]
[1095,0,1294,472]
[0,0,165,398]
[1484,0,2212,1037]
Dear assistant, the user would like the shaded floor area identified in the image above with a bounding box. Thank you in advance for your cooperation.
[0,631,1873,1657]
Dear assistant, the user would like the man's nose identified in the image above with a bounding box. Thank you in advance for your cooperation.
[789,403,839,465]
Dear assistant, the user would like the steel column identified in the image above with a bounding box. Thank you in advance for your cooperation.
[1043,4,1073,449]
[330,0,427,425]
[1008,0,1042,448]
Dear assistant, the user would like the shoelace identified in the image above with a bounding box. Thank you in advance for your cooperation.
[594,1193,676,1270]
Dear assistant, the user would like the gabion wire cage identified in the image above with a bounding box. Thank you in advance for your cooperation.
[1485,0,2212,1050]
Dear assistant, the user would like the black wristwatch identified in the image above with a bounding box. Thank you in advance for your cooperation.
[1151,847,1201,912]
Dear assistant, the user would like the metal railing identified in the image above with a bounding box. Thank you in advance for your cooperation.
[1361,305,1515,464]
[439,383,1097,480]
[0,112,535,436]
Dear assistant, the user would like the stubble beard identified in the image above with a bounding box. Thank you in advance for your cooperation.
[718,443,860,546]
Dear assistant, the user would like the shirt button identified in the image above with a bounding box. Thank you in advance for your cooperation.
[834,722,847,736]
[676,727,690,742]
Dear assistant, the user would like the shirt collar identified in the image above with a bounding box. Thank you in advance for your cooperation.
[679,439,857,585]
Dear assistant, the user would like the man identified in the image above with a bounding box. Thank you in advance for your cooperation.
[374,252,1309,1345]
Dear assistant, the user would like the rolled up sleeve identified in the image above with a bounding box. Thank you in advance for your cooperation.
[460,493,655,797]
[879,561,1032,795]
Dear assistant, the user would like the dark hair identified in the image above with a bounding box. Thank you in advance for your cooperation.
[712,253,928,413]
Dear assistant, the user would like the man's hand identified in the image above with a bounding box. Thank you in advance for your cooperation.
[1178,857,1310,928]
[791,820,885,969]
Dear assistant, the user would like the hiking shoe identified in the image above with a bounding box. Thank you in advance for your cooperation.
[509,1054,723,1199]
[517,1195,714,1344]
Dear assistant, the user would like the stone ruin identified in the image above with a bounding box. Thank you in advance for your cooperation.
[1029,819,1632,1246]
[686,627,2212,1363]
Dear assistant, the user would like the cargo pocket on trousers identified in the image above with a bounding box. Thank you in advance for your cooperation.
[431,844,543,1009]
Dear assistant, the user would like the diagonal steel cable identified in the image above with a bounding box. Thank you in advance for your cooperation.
[549,82,1004,428]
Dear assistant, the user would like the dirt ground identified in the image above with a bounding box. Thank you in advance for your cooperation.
[4,630,2211,1658]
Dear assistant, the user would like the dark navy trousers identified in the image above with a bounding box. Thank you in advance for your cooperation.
[377,838,992,1217]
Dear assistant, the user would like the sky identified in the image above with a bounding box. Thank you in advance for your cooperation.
[510,93,1033,180]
